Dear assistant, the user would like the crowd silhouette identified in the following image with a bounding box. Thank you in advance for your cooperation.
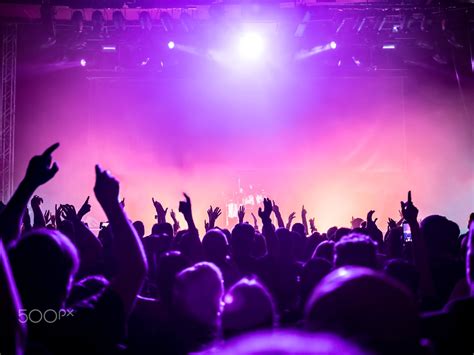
[0,143,473,355]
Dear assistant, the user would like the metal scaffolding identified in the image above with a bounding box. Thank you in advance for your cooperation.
[1,24,17,203]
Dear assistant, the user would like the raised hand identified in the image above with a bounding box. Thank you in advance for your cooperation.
[286,211,296,229]
[272,200,280,215]
[206,205,222,229]
[400,191,418,224]
[251,212,258,230]
[152,197,168,224]
[55,204,63,225]
[179,193,196,231]
[77,196,91,221]
[367,210,378,227]
[44,210,51,224]
[309,217,317,233]
[238,205,245,224]
[170,209,180,234]
[366,210,383,245]
[24,143,60,188]
[31,195,43,208]
[94,165,120,209]
[61,204,78,222]
[270,199,283,227]
[387,218,397,230]
[258,198,273,224]
[301,205,307,219]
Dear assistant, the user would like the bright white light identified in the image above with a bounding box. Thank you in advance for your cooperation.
[168,41,175,49]
[102,45,117,52]
[238,32,264,60]
[383,44,396,49]
[330,41,337,49]
[80,59,87,67]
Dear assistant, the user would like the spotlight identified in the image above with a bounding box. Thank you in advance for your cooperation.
[330,41,337,49]
[168,41,175,49]
[382,44,396,49]
[238,32,264,60]
[80,59,87,67]
[102,45,117,52]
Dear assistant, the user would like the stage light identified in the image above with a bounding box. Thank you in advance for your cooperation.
[168,41,175,49]
[238,32,264,60]
[330,41,337,49]
[224,294,234,304]
[80,59,87,67]
[382,44,396,49]
[102,45,117,52]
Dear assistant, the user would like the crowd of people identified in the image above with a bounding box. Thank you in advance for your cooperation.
[0,142,473,355]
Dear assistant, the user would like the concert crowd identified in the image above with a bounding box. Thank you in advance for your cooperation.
[0,143,473,355]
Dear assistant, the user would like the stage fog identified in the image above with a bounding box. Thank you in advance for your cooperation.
[15,68,474,233]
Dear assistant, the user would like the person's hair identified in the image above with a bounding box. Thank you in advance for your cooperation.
[202,330,365,355]
[305,266,419,355]
[133,220,145,238]
[202,229,228,263]
[9,229,79,310]
[231,223,255,258]
[251,232,267,258]
[151,222,173,238]
[421,215,460,259]
[334,233,377,269]
[222,278,277,339]
[173,262,224,327]
[312,240,335,264]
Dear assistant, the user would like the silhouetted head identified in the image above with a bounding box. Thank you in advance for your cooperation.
[9,229,79,310]
[133,220,145,239]
[300,257,333,307]
[156,251,189,304]
[334,228,351,242]
[421,215,460,259]
[202,330,365,355]
[152,222,174,238]
[202,229,228,263]
[174,262,224,327]
[312,240,335,264]
[334,233,377,269]
[305,266,419,354]
[231,223,255,258]
[305,232,326,260]
[350,218,364,229]
[292,231,307,261]
[276,228,293,259]
[251,232,267,258]
[384,259,419,297]
[327,226,338,241]
[177,231,204,264]
[292,222,306,238]
[222,278,277,339]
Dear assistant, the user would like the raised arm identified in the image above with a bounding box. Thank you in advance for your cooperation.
[179,193,197,234]
[94,165,147,315]
[401,191,434,298]
[259,198,278,256]
[206,205,222,230]
[152,197,168,224]
[0,240,26,355]
[238,205,245,224]
[286,212,296,230]
[301,205,309,235]
[31,195,46,228]
[170,209,180,235]
[466,220,474,295]
[0,143,59,245]
[272,200,285,228]
[61,203,103,276]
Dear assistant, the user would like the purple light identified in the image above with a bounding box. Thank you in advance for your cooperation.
[168,41,175,49]
[224,294,234,304]
[383,44,396,49]
[102,45,117,52]
[238,32,264,60]
[330,41,337,50]
[80,59,87,67]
